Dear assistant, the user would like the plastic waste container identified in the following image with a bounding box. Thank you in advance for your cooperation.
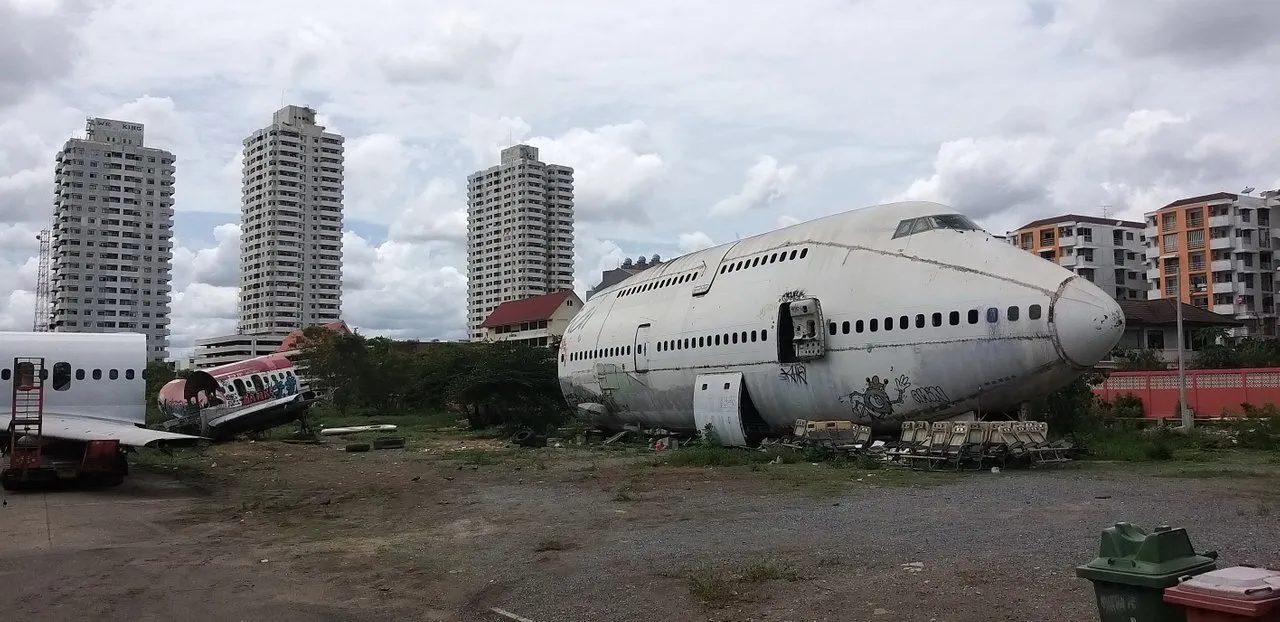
[1163,566,1280,621]
[1076,522,1219,622]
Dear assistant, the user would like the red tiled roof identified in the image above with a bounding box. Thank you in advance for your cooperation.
[276,320,353,352]
[481,290,576,328]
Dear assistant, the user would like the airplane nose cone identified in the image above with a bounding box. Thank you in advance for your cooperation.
[1050,277,1126,369]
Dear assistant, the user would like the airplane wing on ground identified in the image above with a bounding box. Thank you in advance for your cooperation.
[29,413,206,448]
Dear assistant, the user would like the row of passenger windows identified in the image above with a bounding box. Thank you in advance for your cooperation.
[827,304,1043,335]
[2,362,137,392]
[565,303,1043,363]
[567,329,773,361]
[657,329,769,351]
[718,247,809,274]
[617,271,700,297]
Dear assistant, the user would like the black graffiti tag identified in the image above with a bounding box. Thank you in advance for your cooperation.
[910,385,950,404]
[779,363,808,385]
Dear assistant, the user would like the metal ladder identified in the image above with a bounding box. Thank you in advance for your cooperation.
[8,357,46,473]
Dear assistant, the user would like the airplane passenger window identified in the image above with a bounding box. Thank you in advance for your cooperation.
[732,332,739,344]
[949,311,960,326]
[761,329,768,341]
[987,308,999,323]
[740,331,748,342]
[828,322,837,335]
[855,320,864,333]
[714,335,721,346]
[799,249,808,258]
[75,369,85,380]
[900,316,909,330]
[870,318,879,332]
[968,309,979,324]
[92,369,102,380]
[109,369,119,380]
[1008,306,1020,321]
[627,345,632,355]
[788,250,797,260]
[770,253,778,263]
[842,321,851,334]
[884,317,893,331]
[52,362,72,391]
[1,369,8,381]
[252,375,264,392]
[932,312,942,327]
[915,314,925,328]
[698,337,705,347]
[1029,304,1042,320]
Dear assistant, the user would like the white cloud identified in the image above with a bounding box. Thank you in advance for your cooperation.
[3,0,1280,355]
[709,156,798,216]
[677,232,715,254]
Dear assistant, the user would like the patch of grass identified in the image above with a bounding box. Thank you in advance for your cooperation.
[687,558,807,609]
[687,571,737,608]
[655,446,797,468]
[740,560,801,583]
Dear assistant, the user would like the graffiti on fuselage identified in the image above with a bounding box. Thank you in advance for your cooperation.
[839,374,909,420]
[779,363,808,385]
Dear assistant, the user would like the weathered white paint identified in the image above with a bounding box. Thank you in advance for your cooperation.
[0,331,201,447]
[557,201,1125,438]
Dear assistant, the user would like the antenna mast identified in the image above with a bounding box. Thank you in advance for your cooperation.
[33,229,51,331]
[1100,204,1113,219]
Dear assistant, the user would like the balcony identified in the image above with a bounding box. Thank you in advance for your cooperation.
[1144,226,1158,239]
[1210,215,1232,227]
[1146,268,1161,281]
[1213,281,1234,294]
[1059,255,1078,268]
[1212,259,1234,272]
[1058,234,1076,246]
[1145,246,1160,259]
[1213,304,1236,315]
[1210,237,1233,250]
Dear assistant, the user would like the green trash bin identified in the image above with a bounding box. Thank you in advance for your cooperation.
[1076,522,1219,622]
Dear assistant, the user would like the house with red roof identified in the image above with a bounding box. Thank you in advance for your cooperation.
[479,290,583,346]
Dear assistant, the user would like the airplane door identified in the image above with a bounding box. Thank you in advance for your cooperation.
[693,372,749,447]
[777,298,827,363]
[633,323,651,372]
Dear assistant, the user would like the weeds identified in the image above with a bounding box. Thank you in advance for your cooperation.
[687,558,807,608]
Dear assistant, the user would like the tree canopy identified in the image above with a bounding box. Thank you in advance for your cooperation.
[293,328,571,431]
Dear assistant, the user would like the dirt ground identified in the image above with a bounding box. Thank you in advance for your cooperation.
[2,434,1278,622]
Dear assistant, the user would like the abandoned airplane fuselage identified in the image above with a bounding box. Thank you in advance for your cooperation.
[556,200,1125,442]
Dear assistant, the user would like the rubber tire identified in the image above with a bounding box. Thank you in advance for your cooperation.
[372,436,405,450]
[344,443,371,452]
[511,430,534,445]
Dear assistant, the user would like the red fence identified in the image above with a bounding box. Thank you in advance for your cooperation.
[1092,368,1280,418]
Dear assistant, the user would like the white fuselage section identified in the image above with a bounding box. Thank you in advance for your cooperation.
[556,201,1125,435]
[1,331,147,429]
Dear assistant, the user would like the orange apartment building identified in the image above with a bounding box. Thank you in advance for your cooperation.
[1007,214,1147,301]
[1142,191,1278,337]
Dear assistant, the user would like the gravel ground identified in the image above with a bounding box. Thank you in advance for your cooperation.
[3,439,1277,622]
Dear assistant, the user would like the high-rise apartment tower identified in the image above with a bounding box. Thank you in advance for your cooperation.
[49,117,176,360]
[237,105,345,335]
[465,144,575,340]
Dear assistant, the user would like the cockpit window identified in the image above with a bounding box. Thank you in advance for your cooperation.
[892,213,984,239]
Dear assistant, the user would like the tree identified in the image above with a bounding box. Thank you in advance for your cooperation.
[293,329,571,431]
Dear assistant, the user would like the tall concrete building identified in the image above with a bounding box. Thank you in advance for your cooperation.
[465,144,575,340]
[1142,191,1280,337]
[1007,214,1148,301]
[237,105,345,335]
[49,117,176,360]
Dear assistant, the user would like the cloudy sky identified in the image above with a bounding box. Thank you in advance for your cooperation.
[3,0,1279,358]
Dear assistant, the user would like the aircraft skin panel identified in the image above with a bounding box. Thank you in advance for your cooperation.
[558,200,1126,434]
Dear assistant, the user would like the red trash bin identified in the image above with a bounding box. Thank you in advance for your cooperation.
[1164,566,1280,621]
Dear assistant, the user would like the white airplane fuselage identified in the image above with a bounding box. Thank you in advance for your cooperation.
[556,201,1125,439]
[1,331,200,447]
